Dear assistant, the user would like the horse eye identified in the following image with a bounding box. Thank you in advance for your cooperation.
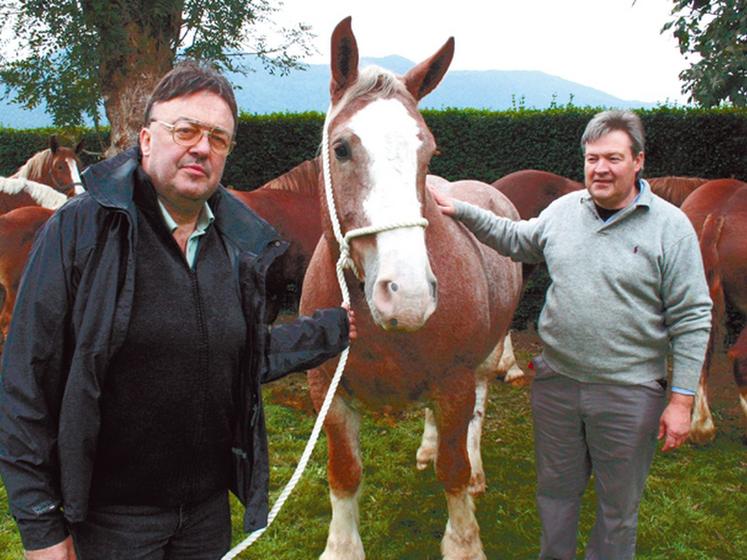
[334,142,350,161]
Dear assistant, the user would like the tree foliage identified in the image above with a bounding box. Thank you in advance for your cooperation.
[0,1,315,151]
[662,0,747,107]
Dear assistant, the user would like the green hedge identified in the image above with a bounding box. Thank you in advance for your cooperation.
[1,107,745,336]
[1,107,745,185]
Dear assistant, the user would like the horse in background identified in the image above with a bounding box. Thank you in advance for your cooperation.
[681,178,747,443]
[300,18,521,559]
[647,175,710,207]
[230,157,322,321]
[0,136,84,214]
[10,135,84,197]
[0,206,54,354]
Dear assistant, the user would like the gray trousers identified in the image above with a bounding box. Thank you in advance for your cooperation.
[531,357,666,560]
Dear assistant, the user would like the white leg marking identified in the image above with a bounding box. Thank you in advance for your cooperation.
[690,374,716,444]
[321,490,364,560]
[417,407,438,470]
[442,490,486,560]
[499,332,525,382]
[467,378,487,496]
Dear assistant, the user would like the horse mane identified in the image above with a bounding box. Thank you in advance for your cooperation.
[260,158,320,197]
[0,176,67,209]
[329,66,408,123]
[11,149,52,180]
[648,176,709,207]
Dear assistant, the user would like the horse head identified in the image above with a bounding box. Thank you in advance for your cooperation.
[323,17,453,332]
[47,135,85,196]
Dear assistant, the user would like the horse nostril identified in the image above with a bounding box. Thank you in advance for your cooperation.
[430,280,438,299]
[390,282,399,293]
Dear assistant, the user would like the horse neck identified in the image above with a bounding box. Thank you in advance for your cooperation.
[260,158,320,197]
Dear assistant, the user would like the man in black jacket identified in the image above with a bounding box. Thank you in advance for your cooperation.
[0,61,355,560]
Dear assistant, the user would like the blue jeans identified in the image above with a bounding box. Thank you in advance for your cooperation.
[69,491,232,560]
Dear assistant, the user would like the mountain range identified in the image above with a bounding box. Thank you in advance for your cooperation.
[0,55,655,129]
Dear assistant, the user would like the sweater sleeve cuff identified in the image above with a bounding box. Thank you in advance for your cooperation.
[16,513,69,552]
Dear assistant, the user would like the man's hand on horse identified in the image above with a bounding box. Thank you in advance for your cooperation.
[427,185,457,216]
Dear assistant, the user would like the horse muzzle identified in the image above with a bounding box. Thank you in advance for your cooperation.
[366,266,438,332]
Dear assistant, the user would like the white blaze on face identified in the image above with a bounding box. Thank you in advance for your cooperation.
[68,159,84,194]
[347,98,436,330]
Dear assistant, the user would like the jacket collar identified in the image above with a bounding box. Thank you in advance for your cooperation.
[81,147,283,255]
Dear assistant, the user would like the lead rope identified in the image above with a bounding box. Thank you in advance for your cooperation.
[222,108,427,559]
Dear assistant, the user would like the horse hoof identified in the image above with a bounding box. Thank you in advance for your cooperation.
[416,447,436,470]
[689,427,717,445]
[468,477,486,497]
[503,368,525,383]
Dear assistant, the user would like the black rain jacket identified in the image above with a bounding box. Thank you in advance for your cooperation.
[0,148,348,550]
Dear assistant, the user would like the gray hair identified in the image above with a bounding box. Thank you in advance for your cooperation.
[580,110,645,157]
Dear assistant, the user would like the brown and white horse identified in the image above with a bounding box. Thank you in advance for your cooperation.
[681,178,747,443]
[300,18,521,559]
[0,136,84,215]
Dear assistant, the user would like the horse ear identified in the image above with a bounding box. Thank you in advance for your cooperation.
[49,135,60,153]
[330,16,359,104]
[403,37,455,101]
[75,138,85,155]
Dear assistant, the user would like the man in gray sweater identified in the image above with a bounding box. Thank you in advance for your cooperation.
[430,110,711,560]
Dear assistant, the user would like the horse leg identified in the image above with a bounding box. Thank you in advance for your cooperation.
[727,326,747,442]
[690,214,724,444]
[498,332,525,383]
[466,374,488,497]
[318,394,364,560]
[433,372,485,560]
[419,374,489,498]
[416,407,438,470]
[690,368,716,444]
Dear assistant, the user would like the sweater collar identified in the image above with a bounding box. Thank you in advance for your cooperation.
[580,178,653,210]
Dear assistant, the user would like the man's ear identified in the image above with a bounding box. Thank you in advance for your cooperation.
[139,127,152,157]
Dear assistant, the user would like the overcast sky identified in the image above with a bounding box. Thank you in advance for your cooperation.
[271,0,690,105]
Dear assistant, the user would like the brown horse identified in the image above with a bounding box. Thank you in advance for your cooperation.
[300,18,521,559]
[647,176,710,207]
[0,136,84,215]
[681,178,747,443]
[0,206,54,353]
[492,169,583,222]
[230,158,322,320]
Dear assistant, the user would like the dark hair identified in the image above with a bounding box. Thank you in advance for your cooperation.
[143,60,238,132]
[580,110,645,156]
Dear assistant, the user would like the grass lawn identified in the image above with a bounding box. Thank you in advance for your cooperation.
[1,332,745,559]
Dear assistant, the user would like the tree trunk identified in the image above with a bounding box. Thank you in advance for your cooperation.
[88,3,182,156]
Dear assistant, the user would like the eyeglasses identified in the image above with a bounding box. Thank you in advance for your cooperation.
[150,118,234,155]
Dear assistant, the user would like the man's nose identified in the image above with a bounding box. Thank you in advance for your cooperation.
[594,159,610,173]
[190,131,212,154]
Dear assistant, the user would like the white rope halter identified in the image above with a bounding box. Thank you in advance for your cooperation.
[223,106,429,559]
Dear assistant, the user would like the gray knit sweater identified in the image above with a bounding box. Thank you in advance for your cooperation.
[453,180,712,392]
